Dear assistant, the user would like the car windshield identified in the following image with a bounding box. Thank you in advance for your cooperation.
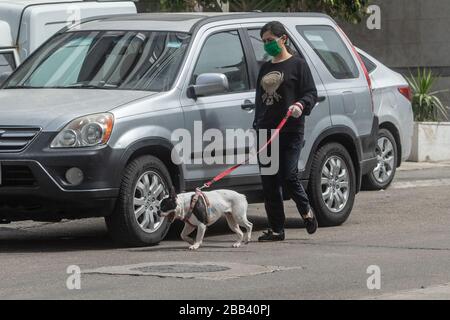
[3,30,191,91]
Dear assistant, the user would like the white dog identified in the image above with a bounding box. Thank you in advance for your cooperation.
[159,188,253,250]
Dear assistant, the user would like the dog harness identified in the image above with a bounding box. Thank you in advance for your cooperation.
[183,189,212,226]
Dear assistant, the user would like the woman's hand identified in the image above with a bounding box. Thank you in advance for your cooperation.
[288,102,304,118]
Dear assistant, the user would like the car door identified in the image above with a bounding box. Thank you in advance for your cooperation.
[242,24,331,174]
[179,27,257,186]
[294,25,373,137]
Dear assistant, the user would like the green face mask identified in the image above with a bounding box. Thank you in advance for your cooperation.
[264,37,282,57]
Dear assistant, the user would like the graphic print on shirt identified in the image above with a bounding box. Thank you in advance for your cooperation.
[261,71,284,106]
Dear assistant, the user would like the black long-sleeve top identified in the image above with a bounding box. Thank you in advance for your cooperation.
[253,55,318,133]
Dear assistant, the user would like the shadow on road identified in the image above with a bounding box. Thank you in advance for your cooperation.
[165,215,305,239]
[0,214,306,253]
[0,233,116,253]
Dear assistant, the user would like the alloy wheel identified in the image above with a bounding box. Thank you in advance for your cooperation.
[321,156,350,213]
[372,136,395,184]
[133,170,167,233]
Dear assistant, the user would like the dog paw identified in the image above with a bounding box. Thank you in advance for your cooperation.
[232,242,242,248]
[189,244,200,250]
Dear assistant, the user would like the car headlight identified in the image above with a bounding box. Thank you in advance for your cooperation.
[50,113,114,148]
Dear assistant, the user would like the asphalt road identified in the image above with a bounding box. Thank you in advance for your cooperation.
[0,162,449,300]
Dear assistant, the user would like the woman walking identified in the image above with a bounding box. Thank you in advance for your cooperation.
[254,21,319,241]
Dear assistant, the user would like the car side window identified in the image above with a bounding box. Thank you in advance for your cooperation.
[359,53,377,74]
[192,30,250,93]
[296,25,359,79]
[247,28,301,69]
[0,52,16,75]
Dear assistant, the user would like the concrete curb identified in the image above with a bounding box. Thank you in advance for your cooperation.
[398,161,450,171]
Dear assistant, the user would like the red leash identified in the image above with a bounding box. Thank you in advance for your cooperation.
[197,109,293,191]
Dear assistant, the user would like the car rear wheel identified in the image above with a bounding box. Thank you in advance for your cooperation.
[105,155,172,247]
[308,143,356,227]
[362,128,397,190]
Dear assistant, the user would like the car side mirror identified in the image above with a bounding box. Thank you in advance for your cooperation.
[187,73,229,99]
[0,72,12,86]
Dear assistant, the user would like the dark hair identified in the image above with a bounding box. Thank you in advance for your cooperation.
[260,21,296,55]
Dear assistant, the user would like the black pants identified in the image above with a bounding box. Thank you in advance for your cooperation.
[258,130,311,233]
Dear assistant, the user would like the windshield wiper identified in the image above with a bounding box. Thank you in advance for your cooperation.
[62,84,103,89]
[62,82,117,89]
[3,85,44,89]
[4,84,114,89]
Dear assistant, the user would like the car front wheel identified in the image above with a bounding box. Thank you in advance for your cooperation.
[106,155,172,247]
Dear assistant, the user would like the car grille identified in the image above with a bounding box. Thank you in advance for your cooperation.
[0,165,38,187]
[0,127,41,152]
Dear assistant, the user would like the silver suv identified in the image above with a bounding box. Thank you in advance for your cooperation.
[0,13,378,246]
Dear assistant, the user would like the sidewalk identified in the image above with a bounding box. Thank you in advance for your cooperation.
[398,160,450,171]
[366,283,450,300]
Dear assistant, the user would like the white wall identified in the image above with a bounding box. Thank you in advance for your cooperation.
[410,122,450,162]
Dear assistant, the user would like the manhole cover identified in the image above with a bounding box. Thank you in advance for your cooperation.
[85,262,302,280]
[132,264,230,274]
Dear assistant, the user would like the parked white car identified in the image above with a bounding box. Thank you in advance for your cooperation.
[357,47,414,190]
[0,20,19,77]
[0,0,137,82]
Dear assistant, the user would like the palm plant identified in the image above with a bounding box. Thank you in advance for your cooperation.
[407,69,449,122]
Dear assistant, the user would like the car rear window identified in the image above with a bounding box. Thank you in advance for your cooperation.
[296,25,359,79]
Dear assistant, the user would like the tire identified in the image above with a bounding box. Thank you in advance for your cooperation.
[308,142,356,227]
[105,155,172,247]
[362,128,398,191]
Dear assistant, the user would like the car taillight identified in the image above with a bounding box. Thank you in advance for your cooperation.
[398,86,412,102]
[336,25,374,113]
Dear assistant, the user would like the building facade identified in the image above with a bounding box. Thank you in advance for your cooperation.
[340,0,450,119]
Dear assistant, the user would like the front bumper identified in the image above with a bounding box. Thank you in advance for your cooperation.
[0,132,123,221]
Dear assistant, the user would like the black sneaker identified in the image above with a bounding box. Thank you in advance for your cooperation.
[258,229,285,242]
[302,208,318,235]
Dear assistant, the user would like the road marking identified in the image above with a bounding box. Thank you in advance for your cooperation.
[391,178,450,189]
[366,283,450,300]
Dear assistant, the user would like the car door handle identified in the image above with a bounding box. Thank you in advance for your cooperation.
[241,100,255,111]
